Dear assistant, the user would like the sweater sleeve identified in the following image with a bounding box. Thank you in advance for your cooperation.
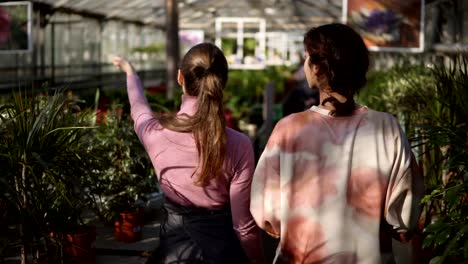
[250,124,282,239]
[126,74,155,140]
[230,136,265,264]
[384,117,425,240]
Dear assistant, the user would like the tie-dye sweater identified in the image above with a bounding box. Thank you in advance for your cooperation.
[251,105,424,264]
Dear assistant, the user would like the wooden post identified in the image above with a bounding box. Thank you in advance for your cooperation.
[165,0,180,99]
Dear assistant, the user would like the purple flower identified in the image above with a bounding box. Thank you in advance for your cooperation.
[364,9,399,33]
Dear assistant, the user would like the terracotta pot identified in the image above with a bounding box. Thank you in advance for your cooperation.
[63,225,96,264]
[49,225,96,264]
[114,209,144,243]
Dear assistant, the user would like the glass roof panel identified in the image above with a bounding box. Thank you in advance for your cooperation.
[32,0,342,33]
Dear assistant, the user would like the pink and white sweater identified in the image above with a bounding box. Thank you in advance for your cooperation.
[127,74,264,263]
[251,105,424,264]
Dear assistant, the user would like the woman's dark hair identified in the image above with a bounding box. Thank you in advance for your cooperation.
[158,43,228,186]
[304,23,369,116]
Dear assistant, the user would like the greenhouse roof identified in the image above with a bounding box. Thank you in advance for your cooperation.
[32,0,343,33]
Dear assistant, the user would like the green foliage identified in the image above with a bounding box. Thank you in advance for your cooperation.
[221,39,236,57]
[83,103,158,224]
[417,57,468,263]
[145,89,182,113]
[0,89,96,260]
[225,66,293,121]
[243,38,257,56]
[132,43,165,54]
[357,64,433,131]
[361,55,468,263]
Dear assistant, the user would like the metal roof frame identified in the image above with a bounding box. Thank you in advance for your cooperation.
[31,0,343,34]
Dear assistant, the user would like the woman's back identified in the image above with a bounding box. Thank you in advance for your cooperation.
[117,42,264,263]
[251,106,424,263]
[138,95,254,208]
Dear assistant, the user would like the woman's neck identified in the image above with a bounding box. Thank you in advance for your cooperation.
[318,88,348,111]
[318,92,335,110]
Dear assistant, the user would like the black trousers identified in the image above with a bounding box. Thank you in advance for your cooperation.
[147,199,249,264]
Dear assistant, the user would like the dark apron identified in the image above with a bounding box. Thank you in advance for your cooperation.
[147,198,249,264]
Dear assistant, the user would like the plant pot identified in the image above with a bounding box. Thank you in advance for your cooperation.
[63,225,96,264]
[410,234,436,264]
[114,209,144,243]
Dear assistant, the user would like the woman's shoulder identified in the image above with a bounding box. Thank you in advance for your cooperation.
[362,108,405,138]
[365,108,399,124]
[273,111,319,136]
[226,127,251,145]
[225,128,255,164]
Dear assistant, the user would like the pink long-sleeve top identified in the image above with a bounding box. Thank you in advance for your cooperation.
[126,74,264,263]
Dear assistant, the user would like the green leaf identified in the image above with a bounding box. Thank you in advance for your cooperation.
[424,221,447,233]
[431,188,440,196]
[429,256,443,264]
[464,239,468,258]
[423,233,435,249]
[421,194,433,204]
[445,188,458,208]
[434,228,451,246]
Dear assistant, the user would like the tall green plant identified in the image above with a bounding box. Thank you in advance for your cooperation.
[0,89,96,263]
[417,56,468,263]
[359,56,468,262]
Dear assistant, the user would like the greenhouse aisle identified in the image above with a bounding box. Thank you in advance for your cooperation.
[95,218,160,264]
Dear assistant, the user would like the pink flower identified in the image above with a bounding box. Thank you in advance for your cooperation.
[0,7,11,45]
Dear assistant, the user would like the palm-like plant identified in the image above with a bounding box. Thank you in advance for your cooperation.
[0,89,96,263]
[359,55,468,263]
[416,56,468,263]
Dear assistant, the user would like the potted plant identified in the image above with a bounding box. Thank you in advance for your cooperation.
[0,88,98,263]
[111,194,145,243]
[83,102,158,243]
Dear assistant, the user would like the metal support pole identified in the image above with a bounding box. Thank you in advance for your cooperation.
[165,0,180,99]
[51,22,55,86]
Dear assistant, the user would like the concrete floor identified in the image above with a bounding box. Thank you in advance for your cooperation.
[3,220,160,264]
[94,215,161,264]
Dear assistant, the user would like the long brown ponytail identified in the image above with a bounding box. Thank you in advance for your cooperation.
[158,43,228,186]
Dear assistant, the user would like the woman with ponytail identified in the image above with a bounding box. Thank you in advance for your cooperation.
[251,24,424,263]
[113,43,264,264]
